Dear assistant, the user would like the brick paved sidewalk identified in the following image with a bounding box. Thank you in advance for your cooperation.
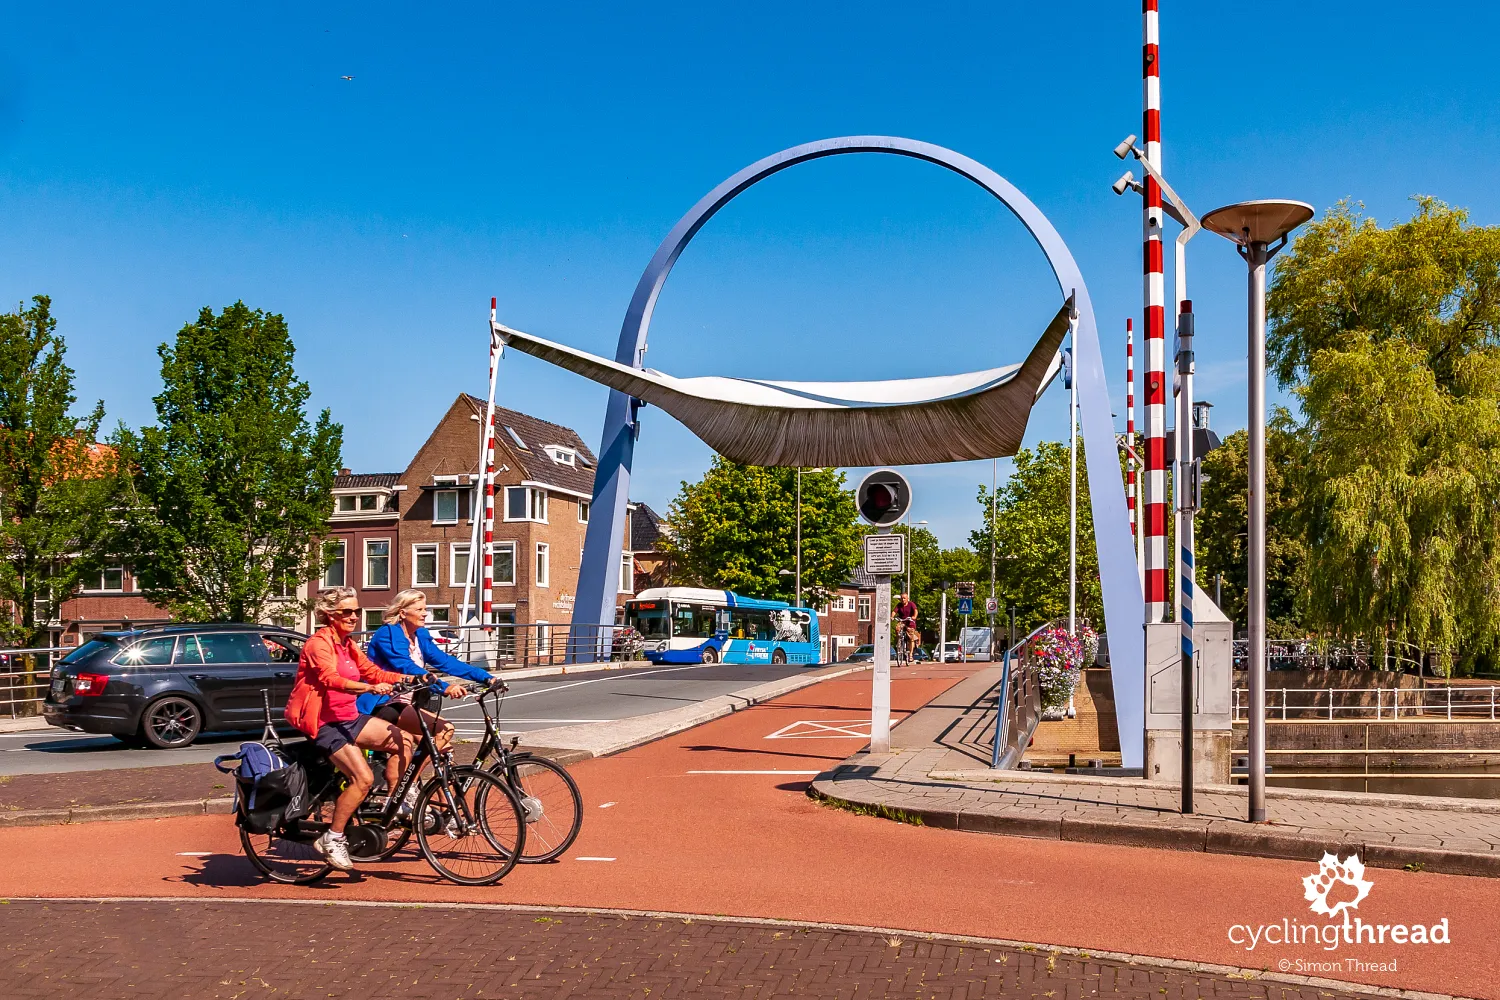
[810,670,1500,879]
[1,899,1400,1000]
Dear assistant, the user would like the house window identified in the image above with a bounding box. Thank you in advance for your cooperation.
[427,606,451,625]
[92,567,126,592]
[505,486,547,522]
[362,609,384,632]
[321,539,346,588]
[858,597,871,622]
[450,543,471,587]
[545,446,576,466]
[336,496,355,513]
[364,539,390,588]
[619,552,634,594]
[412,544,438,587]
[578,499,590,523]
[433,490,459,524]
[494,541,516,586]
[270,568,297,598]
[359,494,379,511]
[335,494,383,514]
[535,543,550,587]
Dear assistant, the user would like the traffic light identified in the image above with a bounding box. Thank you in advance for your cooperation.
[855,468,911,527]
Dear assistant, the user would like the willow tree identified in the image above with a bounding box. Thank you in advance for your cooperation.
[1268,198,1500,672]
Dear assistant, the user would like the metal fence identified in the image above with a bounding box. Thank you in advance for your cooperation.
[1231,639,1429,673]
[991,623,1046,769]
[1232,685,1500,722]
[0,647,65,718]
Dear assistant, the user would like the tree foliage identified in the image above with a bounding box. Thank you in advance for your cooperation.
[970,441,1102,638]
[1266,199,1500,671]
[1195,419,1306,637]
[119,303,342,624]
[0,296,122,646]
[659,459,860,606]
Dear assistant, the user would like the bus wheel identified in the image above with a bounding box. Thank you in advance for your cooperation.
[771,648,787,665]
[700,647,718,664]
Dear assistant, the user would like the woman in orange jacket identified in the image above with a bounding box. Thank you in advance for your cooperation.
[285,586,412,871]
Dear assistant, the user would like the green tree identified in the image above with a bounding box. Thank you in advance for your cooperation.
[1267,198,1500,672]
[1195,417,1307,637]
[970,441,1102,637]
[660,459,860,605]
[119,303,342,624]
[0,296,123,647]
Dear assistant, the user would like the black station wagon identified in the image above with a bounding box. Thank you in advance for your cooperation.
[43,624,306,749]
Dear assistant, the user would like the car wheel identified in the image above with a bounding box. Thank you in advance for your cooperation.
[141,696,203,749]
[700,647,718,664]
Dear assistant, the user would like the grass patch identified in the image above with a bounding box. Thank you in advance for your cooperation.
[816,796,925,826]
[1403,862,1427,872]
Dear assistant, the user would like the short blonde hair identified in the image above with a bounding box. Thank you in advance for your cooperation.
[314,586,358,625]
[382,589,428,624]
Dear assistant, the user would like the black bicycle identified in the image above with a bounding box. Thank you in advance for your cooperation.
[460,679,584,863]
[238,680,527,886]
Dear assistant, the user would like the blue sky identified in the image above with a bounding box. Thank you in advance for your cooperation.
[3,3,1498,548]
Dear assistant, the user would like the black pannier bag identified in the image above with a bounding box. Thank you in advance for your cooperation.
[214,741,312,834]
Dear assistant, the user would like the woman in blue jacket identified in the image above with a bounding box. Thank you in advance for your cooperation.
[358,589,495,754]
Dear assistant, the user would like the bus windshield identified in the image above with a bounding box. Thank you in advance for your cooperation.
[625,601,671,639]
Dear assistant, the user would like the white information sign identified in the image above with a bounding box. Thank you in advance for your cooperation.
[864,533,906,575]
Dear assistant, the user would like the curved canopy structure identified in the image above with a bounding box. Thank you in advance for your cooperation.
[494,299,1069,468]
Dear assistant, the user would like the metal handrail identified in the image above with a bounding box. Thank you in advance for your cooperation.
[0,646,68,718]
[991,622,1051,769]
[1231,685,1500,722]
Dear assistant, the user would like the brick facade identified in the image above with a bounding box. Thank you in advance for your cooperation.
[815,568,877,661]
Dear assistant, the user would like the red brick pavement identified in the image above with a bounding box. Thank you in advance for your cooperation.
[2,899,1376,1000]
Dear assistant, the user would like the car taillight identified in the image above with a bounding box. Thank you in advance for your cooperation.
[73,672,111,696]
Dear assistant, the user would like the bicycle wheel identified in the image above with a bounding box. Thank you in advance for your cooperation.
[240,805,333,884]
[490,755,583,863]
[414,766,525,886]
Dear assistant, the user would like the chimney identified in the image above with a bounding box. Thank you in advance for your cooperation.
[339,468,351,476]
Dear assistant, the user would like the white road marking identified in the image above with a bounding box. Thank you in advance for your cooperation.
[500,663,717,700]
[686,770,822,775]
[176,852,212,857]
[598,802,616,809]
[575,856,616,862]
[765,719,873,740]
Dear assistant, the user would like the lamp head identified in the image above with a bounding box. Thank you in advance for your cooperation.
[1111,171,1142,196]
[1113,135,1138,160]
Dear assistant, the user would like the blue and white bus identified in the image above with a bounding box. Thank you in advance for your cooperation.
[624,587,820,665]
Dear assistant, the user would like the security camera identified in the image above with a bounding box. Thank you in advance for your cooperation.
[1111,171,1136,196]
[1114,135,1138,160]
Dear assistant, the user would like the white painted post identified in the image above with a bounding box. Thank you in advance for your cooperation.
[1447,685,1452,721]
[1281,688,1287,721]
[1491,686,1496,721]
[871,545,893,754]
[939,589,948,665]
[1328,687,1334,721]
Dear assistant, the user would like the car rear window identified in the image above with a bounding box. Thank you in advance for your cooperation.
[59,638,119,665]
[113,636,177,667]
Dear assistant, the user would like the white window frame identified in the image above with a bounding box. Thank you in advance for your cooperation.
[545,445,576,466]
[433,489,459,525]
[322,539,346,588]
[858,597,871,622]
[411,543,438,588]
[364,538,391,589]
[619,552,634,594]
[426,605,451,625]
[505,486,548,523]
[449,543,472,587]
[535,542,549,588]
[494,540,516,586]
[88,566,126,593]
[362,609,384,633]
[578,499,590,523]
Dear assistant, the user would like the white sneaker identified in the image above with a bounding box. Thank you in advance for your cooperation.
[315,831,354,871]
[397,787,419,819]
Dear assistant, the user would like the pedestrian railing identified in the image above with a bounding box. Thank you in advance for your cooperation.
[991,624,1046,769]
[0,647,66,718]
[1231,639,1426,673]
[1232,685,1500,722]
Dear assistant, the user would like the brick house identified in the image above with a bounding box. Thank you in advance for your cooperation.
[815,567,877,662]
[628,503,671,593]
[46,566,172,649]
[310,394,636,638]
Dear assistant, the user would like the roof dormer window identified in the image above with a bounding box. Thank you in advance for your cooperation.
[545,445,576,466]
[505,426,529,451]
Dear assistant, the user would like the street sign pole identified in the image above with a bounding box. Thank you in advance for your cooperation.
[938,587,948,664]
[871,528,893,754]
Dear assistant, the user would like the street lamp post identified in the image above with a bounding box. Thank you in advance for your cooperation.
[796,468,802,609]
[1201,199,1314,824]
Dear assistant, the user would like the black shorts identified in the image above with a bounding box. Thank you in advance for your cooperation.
[372,702,405,725]
[314,715,372,754]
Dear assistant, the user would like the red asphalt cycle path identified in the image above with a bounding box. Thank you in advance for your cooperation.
[2,664,1496,998]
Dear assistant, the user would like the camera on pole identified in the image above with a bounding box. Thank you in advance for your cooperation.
[856,468,911,527]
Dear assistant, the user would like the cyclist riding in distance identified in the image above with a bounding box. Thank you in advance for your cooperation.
[894,592,918,652]
[284,586,413,871]
[361,590,495,760]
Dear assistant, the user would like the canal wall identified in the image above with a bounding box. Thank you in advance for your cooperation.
[1231,719,1500,768]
